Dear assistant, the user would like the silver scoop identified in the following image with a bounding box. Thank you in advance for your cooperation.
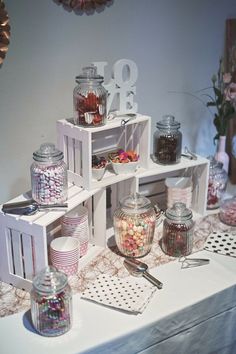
[124,258,163,289]
[2,199,68,216]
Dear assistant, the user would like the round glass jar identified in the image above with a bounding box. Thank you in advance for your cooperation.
[153,115,182,165]
[73,65,107,127]
[162,202,194,257]
[219,196,236,226]
[30,266,72,337]
[113,193,156,258]
[207,156,228,210]
[31,143,68,205]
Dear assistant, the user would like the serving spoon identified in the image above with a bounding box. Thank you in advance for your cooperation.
[2,199,68,216]
[124,258,163,289]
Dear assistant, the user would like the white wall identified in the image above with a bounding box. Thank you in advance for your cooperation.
[0,0,236,203]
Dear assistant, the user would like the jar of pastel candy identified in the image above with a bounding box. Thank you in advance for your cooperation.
[219,196,236,226]
[113,193,156,258]
[73,64,107,127]
[31,266,72,337]
[31,143,68,205]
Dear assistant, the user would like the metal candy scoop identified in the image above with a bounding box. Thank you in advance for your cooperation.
[124,258,163,289]
[2,199,68,216]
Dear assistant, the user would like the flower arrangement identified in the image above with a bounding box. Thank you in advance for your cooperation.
[200,58,236,142]
[108,149,139,163]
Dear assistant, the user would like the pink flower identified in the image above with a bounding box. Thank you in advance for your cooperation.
[224,82,236,101]
[223,73,232,84]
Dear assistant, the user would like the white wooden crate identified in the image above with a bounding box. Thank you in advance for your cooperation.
[134,155,209,216]
[0,184,107,291]
[56,114,151,191]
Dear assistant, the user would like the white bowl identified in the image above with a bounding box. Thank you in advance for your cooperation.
[92,167,106,181]
[111,161,139,175]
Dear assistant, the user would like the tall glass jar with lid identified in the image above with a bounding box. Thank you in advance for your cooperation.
[31,266,72,337]
[162,202,194,257]
[153,115,182,164]
[207,156,228,210]
[113,193,156,258]
[73,64,107,127]
[31,143,68,205]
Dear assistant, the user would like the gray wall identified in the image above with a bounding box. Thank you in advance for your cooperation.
[0,0,236,203]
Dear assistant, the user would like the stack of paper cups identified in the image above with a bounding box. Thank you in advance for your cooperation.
[50,237,79,276]
[165,177,193,208]
[61,205,89,257]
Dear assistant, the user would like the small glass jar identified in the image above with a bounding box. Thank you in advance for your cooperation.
[219,196,236,226]
[31,143,68,205]
[31,266,72,337]
[207,156,228,210]
[73,65,107,127]
[162,202,194,257]
[113,193,156,258]
[153,115,182,165]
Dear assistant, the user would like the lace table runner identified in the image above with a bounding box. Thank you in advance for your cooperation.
[0,214,234,318]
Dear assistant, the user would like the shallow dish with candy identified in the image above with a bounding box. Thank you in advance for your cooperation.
[92,155,108,181]
[109,149,139,175]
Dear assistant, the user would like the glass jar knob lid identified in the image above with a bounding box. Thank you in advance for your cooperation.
[75,64,104,82]
[166,202,192,220]
[32,266,68,294]
[120,193,151,212]
[156,115,180,129]
[33,143,64,163]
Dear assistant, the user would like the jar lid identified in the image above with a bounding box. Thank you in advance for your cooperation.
[156,115,180,129]
[119,193,151,213]
[165,202,192,221]
[208,156,223,169]
[33,143,64,163]
[32,266,68,294]
[75,65,104,83]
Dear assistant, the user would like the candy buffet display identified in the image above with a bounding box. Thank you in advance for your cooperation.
[30,266,72,337]
[31,143,68,205]
[207,156,228,210]
[73,65,107,127]
[219,196,236,226]
[161,202,194,257]
[153,115,182,165]
[113,193,156,258]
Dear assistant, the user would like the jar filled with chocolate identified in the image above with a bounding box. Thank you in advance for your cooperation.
[207,156,228,210]
[73,65,107,127]
[31,266,72,337]
[153,115,182,164]
[162,202,194,257]
[113,193,156,258]
[31,143,68,205]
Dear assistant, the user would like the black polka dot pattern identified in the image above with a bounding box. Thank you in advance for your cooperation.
[204,232,236,257]
[81,273,156,313]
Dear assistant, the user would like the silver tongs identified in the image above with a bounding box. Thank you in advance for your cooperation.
[2,199,68,216]
[124,258,163,289]
[179,256,210,269]
[181,146,198,160]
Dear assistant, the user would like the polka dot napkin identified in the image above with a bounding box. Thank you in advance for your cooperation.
[204,231,236,257]
[81,274,157,314]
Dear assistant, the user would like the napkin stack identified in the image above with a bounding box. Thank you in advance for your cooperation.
[81,274,156,314]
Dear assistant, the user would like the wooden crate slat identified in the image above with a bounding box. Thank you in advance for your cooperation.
[11,229,24,278]
[22,233,35,280]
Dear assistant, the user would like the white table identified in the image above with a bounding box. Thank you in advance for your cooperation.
[1,247,236,354]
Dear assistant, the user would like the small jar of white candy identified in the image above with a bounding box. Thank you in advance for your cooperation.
[31,143,68,205]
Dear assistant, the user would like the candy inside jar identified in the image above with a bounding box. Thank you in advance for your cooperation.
[219,196,236,226]
[207,156,228,210]
[73,65,107,127]
[113,193,156,258]
[161,202,194,257]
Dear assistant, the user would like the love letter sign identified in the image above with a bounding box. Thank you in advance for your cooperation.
[92,59,138,114]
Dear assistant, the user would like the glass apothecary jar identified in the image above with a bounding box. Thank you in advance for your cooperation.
[31,143,68,205]
[73,65,107,127]
[162,202,194,257]
[113,193,156,258]
[207,156,228,210]
[153,115,182,165]
[219,196,236,226]
[31,266,72,337]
